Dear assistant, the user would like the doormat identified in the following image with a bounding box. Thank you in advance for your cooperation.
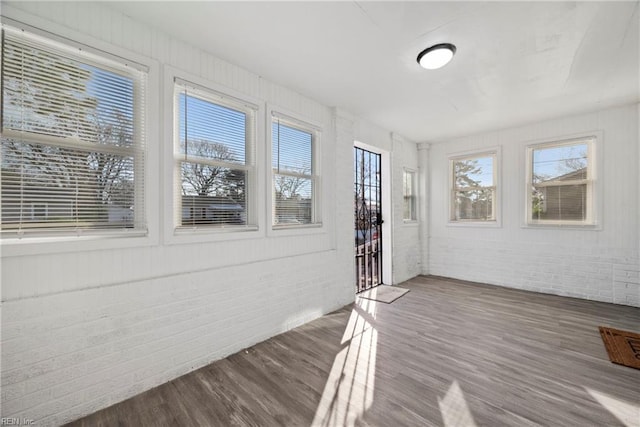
[598,326,640,370]
[358,285,409,304]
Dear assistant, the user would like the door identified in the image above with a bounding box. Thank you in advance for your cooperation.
[354,146,383,293]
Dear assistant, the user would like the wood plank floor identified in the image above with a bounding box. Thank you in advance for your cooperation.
[67,276,640,426]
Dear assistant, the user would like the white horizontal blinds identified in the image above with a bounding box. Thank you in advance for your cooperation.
[175,80,255,228]
[531,140,591,222]
[452,155,495,221]
[1,26,146,234]
[272,117,314,225]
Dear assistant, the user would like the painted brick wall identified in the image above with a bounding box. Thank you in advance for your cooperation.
[6,1,638,426]
[0,3,414,425]
[391,135,422,284]
[427,104,640,307]
[417,143,431,275]
[1,252,350,424]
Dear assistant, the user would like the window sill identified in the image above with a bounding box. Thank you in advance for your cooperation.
[175,225,258,234]
[269,223,324,237]
[522,222,601,230]
[447,220,501,228]
[167,225,261,245]
[0,229,154,257]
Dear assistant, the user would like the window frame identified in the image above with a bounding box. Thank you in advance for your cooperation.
[448,148,501,227]
[402,168,418,222]
[0,18,158,254]
[163,66,264,244]
[267,106,322,231]
[525,135,598,228]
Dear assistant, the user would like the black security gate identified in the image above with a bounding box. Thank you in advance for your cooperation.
[354,147,383,293]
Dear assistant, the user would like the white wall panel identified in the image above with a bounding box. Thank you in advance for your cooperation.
[427,103,640,307]
[391,134,422,283]
[418,143,431,275]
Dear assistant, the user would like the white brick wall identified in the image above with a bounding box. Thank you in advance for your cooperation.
[430,237,639,304]
[0,3,420,425]
[613,259,640,306]
[3,2,637,426]
[2,252,350,425]
[418,143,431,275]
[391,135,422,284]
[427,104,640,307]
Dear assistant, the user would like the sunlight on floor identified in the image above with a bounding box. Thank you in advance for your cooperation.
[311,298,379,427]
[438,380,478,427]
[586,387,640,427]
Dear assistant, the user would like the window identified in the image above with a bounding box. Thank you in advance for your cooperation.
[450,152,497,222]
[403,170,417,221]
[174,79,256,229]
[527,137,594,225]
[1,25,147,236]
[271,114,319,226]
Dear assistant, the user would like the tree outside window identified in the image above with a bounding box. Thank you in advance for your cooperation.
[175,85,255,228]
[1,28,145,234]
[450,154,496,222]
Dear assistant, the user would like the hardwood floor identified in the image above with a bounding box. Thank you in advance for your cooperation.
[67,276,640,426]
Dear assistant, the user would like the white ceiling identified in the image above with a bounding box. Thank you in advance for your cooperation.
[106,1,640,142]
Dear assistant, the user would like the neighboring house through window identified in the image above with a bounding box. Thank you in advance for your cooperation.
[1,25,147,236]
[527,137,595,225]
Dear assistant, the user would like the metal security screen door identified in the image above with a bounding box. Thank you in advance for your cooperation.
[354,147,383,292]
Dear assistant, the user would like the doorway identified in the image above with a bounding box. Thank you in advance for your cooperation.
[354,146,383,292]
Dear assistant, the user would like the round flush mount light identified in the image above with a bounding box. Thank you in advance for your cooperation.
[417,43,457,70]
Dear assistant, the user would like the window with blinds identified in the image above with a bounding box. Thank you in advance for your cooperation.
[271,115,318,226]
[1,25,147,236]
[403,169,417,221]
[527,138,594,225]
[174,79,256,229]
[450,153,496,222]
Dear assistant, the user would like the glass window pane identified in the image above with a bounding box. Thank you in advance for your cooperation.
[453,188,494,221]
[272,121,312,174]
[531,184,586,221]
[274,175,312,225]
[454,156,493,188]
[178,92,247,164]
[1,29,144,234]
[403,170,416,221]
[3,38,135,147]
[532,143,587,183]
[451,153,495,222]
[175,84,254,229]
[1,140,135,229]
[180,162,246,226]
[529,139,592,224]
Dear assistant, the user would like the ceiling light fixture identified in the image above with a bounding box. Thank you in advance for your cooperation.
[417,43,456,70]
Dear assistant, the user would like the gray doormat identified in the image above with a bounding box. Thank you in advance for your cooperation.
[358,285,409,304]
